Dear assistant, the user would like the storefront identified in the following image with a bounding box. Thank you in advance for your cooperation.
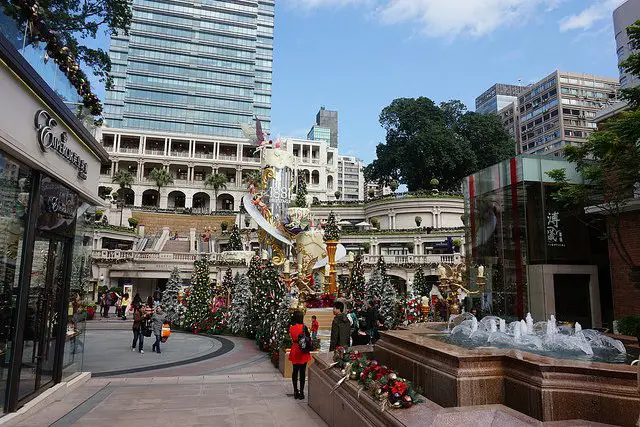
[0,34,109,414]
[463,156,611,327]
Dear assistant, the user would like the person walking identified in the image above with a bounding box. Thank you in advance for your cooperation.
[132,292,142,307]
[131,304,146,353]
[288,311,311,400]
[311,315,319,340]
[120,293,130,320]
[329,301,350,351]
[102,292,110,318]
[365,300,379,343]
[145,296,155,316]
[151,306,166,354]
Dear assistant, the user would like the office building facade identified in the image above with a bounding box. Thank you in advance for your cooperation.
[614,0,640,89]
[104,0,274,138]
[337,156,364,200]
[517,71,618,156]
[307,125,331,144]
[475,83,526,114]
[315,107,338,148]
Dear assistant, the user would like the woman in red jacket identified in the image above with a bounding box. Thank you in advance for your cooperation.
[288,310,311,400]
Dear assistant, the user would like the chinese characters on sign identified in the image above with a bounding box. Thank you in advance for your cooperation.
[546,211,565,247]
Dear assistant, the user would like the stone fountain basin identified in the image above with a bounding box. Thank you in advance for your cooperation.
[375,325,640,425]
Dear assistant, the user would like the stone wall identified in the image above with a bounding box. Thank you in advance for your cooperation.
[131,210,235,235]
[607,210,640,318]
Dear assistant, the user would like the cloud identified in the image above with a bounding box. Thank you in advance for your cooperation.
[559,0,623,32]
[284,0,370,9]
[376,0,563,37]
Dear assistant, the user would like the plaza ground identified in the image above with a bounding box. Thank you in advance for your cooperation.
[11,318,326,427]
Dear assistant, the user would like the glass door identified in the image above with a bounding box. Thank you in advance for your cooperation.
[17,238,68,401]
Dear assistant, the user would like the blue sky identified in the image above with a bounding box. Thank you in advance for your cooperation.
[269,0,625,163]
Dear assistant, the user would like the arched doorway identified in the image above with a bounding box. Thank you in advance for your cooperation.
[389,274,407,295]
[327,175,334,190]
[311,170,320,185]
[119,188,135,206]
[217,193,234,211]
[193,192,211,213]
[168,190,186,209]
[142,189,159,207]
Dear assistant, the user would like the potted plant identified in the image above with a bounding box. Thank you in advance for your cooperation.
[370,217,380,229]
[334,190,342,200]
[85,303,96,320]
[389,180,399,192]
[95,209,104,222]
[128,217,139,229]
[368,189,375,199]
[415,216,422,227]
[430,178,440,194]
[244,217,250,228]
[452,238,462,253]
[362,242,371,254]
[220,221,229,232]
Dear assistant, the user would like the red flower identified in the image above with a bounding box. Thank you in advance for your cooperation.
[391,381,408,395]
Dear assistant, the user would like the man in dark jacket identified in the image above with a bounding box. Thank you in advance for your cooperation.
[330,301,351,351]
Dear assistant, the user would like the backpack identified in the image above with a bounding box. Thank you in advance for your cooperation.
[297,325,312,353]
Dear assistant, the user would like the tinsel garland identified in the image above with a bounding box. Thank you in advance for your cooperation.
[2,0,103,115]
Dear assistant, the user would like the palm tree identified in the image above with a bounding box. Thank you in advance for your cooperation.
[148,168,173,207]
[111,169,134,226]
[205,173,228,210]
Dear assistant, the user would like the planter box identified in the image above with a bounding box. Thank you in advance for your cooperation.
[278,348,319,378]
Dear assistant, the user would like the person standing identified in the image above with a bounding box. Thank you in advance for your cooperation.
[288,311,311,400]
[365,300,378,343]
[132,292,142,307]
[151,306,166,354]
[311,315,319,340]
[329,301,350,351]
[71,293,81,330]
[102,292,110,318]
[120,293,130,320]
[131,304,146,353]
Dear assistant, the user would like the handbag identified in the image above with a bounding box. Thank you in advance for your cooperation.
[162,323,171,338]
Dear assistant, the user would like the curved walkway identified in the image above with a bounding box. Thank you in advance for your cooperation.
[82,329,234,377]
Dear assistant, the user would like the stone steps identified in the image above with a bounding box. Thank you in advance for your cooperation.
[305,308,334,332]
[132,211,235,235]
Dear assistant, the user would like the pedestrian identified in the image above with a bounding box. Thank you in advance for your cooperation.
[329,300,350,351]
[114,292,122,317]
[145,295,155,316]
[288,310,311,400]
[133,292,142,307]
[71,293,81,330]
[352,321,370,346]
[365,300,378,343]
[121,293,130,320]
[102,291,110,318]
[151,305,166,354]
[153,288,162,307]
[131,303,146,353]
[346,302,359,340]
[311,315,319,340]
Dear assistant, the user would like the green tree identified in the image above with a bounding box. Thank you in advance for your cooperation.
[323,211,340,241]
[413,266,429,297]
[2,0,132,113]
[229,274,251,335]
[148,168,173,205]
[620,21,640,107]
[253,259,285,352]
[205,173,228,209]
[364,97,513,191]
[293,175,308,208]
[220,267,235,298]
[348,253,367,313]
[245,256,262,337]
[162,267,185,325]
[184,256,212,330]
[226,224,243,251]
[111,169,133,200]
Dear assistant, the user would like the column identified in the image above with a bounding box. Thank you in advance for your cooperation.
[167,139,172,157]
[116,134,121,152]
[164,138,168,156]
[110,161,116,176]
[236,167,242,187]
[216,142,220,159]
[114,162,119,173]
[137,161,144,181]
[185,192,193,209]
[140,136,146,155]
[237,144,242,161]
[134,192,143,206]
[189,140,194,158]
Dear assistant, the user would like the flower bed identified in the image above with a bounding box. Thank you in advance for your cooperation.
[331,346,422,410]
[306,293,336,308]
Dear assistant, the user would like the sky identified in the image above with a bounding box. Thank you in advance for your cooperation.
[269,0,626,163]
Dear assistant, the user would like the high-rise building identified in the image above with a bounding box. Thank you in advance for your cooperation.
[475,83,527,114]
[307,125,331,144]
[104,0,274,138]
[337,156,364,200]
[498,102,520,153]
[518,71,619,156]
[315,107,338,148]
[614,0,640,89]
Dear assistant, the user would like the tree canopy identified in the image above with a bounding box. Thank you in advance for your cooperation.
[364,98,514,191]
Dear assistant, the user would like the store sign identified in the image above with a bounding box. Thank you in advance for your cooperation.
[546,211,565,248]
[34,110,88,180]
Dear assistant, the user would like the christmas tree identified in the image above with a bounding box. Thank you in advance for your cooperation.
[365,269,384,304]
[162,267,186,325]
[245,256,263,337]
[323,211,340,241]
[293,175,308,208]
[375,256,388,282]
[379,278,399,329]
[229,274,251,335]
[348,253,367,314]
[227,224,243,251]
[271,291,292,366]
[412,266,430,298]
[220,268,235,299]
[254,259,286,352]
[184,255,212,330]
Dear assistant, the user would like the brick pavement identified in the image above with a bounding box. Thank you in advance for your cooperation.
[14,335,327,427]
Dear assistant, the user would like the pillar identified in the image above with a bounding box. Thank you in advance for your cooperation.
[134,192,143,206]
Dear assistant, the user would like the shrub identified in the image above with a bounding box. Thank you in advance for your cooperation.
[370,217,380,229]
[220,221,229,231]
[128,217,139,228]
[414,216,422,227]
[616,315,640,336]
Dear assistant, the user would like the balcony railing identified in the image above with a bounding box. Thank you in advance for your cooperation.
[219,154,237,161]
[242,156,260,163]
[362,254,461,265]
[170,151,190,157]
[144,149,165,156]
[194,152,214,159]
[120,147,139,154]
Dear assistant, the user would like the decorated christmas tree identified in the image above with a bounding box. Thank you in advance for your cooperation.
[412,266,430,298]
[254,259,286,352]
[379,278,399,329]
[375,255,388,282]
[162,267,186,325]
[220,268,235,300]
[229,274,251,335]
[348,253,367,313]
[245,256,263,337]
[365,269,384,304]
[184,255,212,330]
[323,211,340,241]
[271,291,292,366]
[294,175,308,208]
[227,224,243,251]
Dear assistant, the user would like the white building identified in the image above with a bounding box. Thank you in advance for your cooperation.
[337,155,364,200]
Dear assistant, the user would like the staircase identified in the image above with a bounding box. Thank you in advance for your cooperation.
[305,308,334,352]
[161,239,190,253]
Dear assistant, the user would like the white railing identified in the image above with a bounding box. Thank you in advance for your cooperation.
[120,147,140,154]
[144,149,165,156]
[170,151,189,157]
[362,254,461,265]
[194,152,214,159]
[242,156,260,163]
[219,155,237,161]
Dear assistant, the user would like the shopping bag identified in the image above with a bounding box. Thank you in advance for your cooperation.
[162,323,171,338]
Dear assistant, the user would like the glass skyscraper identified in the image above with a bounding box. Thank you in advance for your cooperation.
[104,0,273,138]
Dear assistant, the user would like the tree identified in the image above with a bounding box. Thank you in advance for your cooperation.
[620,21,640,108]
[375,256,389,283]
[364,97,514,191]
[412,266,429,298]
[162,267,185,325]
[323,211,340,241]
[379,276,399,329]
[245,256,263,337]
[220,268,235,299]
[293,175,308,208]
[205,173,228,208]
[253,259,285,352]
[229,274,251,335]
[184,255,212,330]
[389,180,399,192]
[348,253,367,313]
[365,269,384,305]
[227,224,243,251]
[112,169,133,199]
[148,168,173,205]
